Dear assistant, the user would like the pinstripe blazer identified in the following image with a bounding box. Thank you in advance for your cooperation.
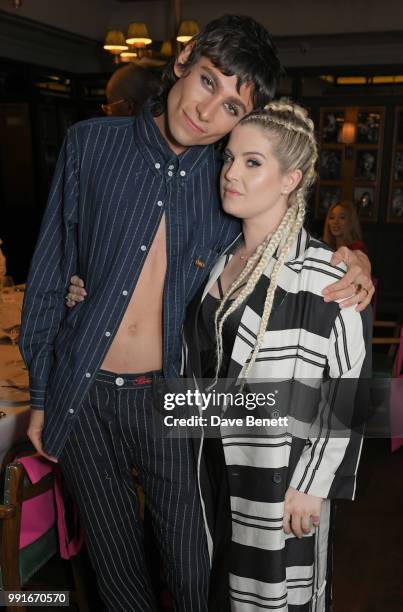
[183,227,372,610]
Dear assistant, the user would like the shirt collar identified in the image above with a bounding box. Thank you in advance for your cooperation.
[133,100,218,178]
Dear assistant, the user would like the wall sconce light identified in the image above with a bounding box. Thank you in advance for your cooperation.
[176,20,200,43]
[160,40,173,57]
[340,121,356,159]
[104,30,128,63]
[120,51,138,62]
[126,23,152,46]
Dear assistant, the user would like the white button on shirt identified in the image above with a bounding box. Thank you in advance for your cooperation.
[122,290,128,296]
[85,372,91,378]
[154,162,161,169]
[105,331,111,337]
[157,201,163,207]
[168,171,173,177]
[68,408,74,414]
[140,245,147,251]
[115,377,124,386]
[180,170,186,177]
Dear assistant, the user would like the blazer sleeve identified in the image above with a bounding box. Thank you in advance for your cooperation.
[289,305,372,500]
[19,128,79,410]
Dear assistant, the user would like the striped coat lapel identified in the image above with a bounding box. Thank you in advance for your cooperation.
[201,232,242,300]
[183,233,241,378]
[226,229,309,381]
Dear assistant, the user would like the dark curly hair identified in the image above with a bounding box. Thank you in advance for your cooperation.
[152,14,283,116]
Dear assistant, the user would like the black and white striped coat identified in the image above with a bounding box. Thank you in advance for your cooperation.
[183,227,372,611]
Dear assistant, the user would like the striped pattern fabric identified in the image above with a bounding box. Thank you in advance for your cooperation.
[19,101,239,457]
[184,228,372,611]
[59,371,209,611]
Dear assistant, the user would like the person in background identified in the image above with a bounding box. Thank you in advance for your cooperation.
[323,200,368,254]
[101,63,160,117]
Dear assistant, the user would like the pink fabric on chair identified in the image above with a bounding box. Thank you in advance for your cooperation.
[17,456,55,549]
[390,326,403,453]
[17,455,84,558]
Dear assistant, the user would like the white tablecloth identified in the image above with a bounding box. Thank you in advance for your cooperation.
[0,290,30,465]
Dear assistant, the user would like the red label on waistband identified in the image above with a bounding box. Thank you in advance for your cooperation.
[133,375,152,386]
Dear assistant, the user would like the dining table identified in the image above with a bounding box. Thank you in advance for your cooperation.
[0,287,31,466]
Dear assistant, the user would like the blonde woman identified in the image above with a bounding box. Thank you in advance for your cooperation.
[323,200,368,254]
[183,100,371,611]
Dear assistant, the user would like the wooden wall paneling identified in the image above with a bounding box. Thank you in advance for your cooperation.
[387,106,403,223]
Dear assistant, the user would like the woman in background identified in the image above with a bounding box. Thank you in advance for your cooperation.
[323,200,368,254]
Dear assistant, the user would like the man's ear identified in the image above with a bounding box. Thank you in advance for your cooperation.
[173,41,196,78]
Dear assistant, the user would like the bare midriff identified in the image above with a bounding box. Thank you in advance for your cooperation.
[101,217,167,373]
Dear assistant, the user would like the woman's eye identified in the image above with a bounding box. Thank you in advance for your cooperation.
[201,75,214,89]
[246,159,261,167]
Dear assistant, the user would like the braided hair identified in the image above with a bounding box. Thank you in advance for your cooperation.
[213,99,318,385]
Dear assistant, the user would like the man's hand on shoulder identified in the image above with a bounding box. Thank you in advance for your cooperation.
[66,275,87,308]
[322,247,374,312]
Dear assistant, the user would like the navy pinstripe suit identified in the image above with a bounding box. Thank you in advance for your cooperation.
[19,102,240,610]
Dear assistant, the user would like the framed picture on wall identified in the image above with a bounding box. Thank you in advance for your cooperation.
[320,149,342,180]
[394,151,403,181]
[355,150,378,181]
[397,110,403,144]
[318,186,341,216]
[389,188,403,220]
[321,111,344,143]
[353,186,376,220]
[387,106,403,223]
[316,106,383,221]
[356,111,381,144]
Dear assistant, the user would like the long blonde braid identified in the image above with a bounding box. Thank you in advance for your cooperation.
[213,99,318,385]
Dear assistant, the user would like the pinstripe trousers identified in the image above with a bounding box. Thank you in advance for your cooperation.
[59,370,210,612]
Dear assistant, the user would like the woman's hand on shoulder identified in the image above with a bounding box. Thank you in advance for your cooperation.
[65,275,87,308]
[283,486,322,539]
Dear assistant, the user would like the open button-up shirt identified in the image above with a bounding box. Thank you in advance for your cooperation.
[19,102,239,457]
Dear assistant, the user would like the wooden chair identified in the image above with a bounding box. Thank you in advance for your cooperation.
[0,456,90,612]
[372,318,403,452]
[372,319,402,374]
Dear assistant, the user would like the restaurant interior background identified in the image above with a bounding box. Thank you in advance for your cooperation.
[0,1,403,610]
[1,0,403,318]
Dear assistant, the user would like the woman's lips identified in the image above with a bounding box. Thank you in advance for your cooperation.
[183,110,205,134]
